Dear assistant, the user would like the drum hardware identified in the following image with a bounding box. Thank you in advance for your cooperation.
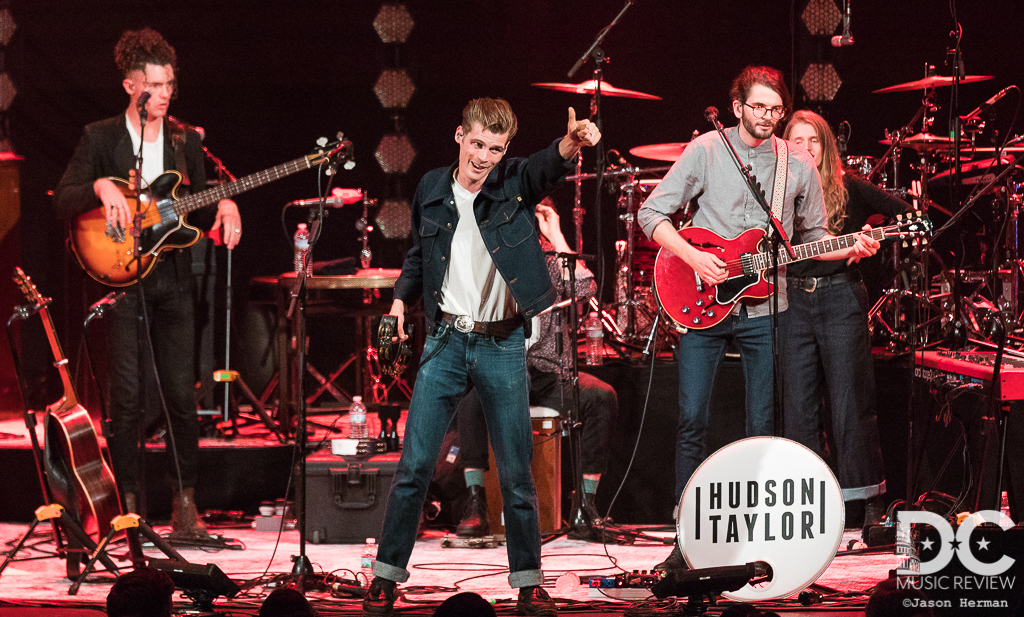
[872,73,993,93]
[629,142,690,162]
[530,79,662,100]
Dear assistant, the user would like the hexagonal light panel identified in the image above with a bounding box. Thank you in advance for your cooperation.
[374,68,415,109]
[373,4,414,44]
[375,134,416,174]
[0,73,17,111]
[376,198,412,239]
[0,9,16,46]
[800,63,842,102]
[801,0,841,36]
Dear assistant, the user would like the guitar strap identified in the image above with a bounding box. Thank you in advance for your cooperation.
[770,135,788,226]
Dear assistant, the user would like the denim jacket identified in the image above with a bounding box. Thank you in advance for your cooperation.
[394,138,577,337]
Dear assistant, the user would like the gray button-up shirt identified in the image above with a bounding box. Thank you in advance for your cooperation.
[637,126,828,316]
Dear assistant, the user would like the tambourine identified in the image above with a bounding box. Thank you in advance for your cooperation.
[376,315,413,377]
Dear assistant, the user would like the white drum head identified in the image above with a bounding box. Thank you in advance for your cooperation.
[677,436,845,601]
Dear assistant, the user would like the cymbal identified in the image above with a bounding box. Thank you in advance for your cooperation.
[879,132,949,151]
[531,79,662,100]
[629,142,689,161]
[873,74,993,93]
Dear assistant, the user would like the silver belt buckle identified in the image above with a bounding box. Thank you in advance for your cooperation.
[804,277,817,292]
[454,315,475,333]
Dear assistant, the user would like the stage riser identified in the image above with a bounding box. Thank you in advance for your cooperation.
[0,445,292,523]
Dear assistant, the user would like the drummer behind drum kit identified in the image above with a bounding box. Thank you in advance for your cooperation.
[858,68,1024,349]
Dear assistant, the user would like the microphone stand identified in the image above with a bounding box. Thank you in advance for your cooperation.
[706,111,795,436]
[567,0,637,323]
[284,150,346,592]
[131,99,152,517]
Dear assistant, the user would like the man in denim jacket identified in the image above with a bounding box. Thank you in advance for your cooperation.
[364,98,600,617]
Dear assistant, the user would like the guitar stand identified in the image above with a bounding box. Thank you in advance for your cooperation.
[67,511,187,595]
[0,504,117,583]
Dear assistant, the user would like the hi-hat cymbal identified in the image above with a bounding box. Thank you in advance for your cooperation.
[629,142,689,161]
[873,74,993,93]
[879,132,950,151]
[531,79,662,100]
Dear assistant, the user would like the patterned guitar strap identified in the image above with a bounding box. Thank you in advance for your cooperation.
[769,135,789,233]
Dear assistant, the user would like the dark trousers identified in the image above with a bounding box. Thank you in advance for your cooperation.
[104,257,199,495]
[458,368,617,476]
[780,277,886,501]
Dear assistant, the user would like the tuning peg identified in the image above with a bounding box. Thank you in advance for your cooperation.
[316,137,328,148]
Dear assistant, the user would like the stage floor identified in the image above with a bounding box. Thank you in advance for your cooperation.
[0,522,893,616]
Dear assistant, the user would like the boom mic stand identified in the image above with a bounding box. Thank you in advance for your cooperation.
[567,0,638,321]
[283,138,353,592]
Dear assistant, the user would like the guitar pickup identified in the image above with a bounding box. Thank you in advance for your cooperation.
[739,253,755,276]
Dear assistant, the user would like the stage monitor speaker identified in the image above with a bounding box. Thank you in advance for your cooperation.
[149,558,240,608]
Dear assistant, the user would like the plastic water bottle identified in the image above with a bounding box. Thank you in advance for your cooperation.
[293,223,312,275]
[350,395,369,439]
[585,311,604,366]
[360,537,377,584]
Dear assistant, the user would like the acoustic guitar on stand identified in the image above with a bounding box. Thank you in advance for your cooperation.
[653,212,931,330]
[12,267,122,576]
[68,136,353,286]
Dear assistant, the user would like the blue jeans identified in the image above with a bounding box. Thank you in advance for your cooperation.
[675,306,775,502]
[372,323,543,588]
[780,277,886,501]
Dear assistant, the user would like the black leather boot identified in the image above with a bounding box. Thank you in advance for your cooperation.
[456,485,490,537]
[653,539,688,572]
[169,487,209,539]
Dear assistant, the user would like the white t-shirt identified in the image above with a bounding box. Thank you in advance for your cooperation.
[125,115,165,186]
[437,174,516,321]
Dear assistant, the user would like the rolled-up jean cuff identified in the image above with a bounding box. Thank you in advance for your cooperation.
[372,560,409,583]
[508,569,544,588]
[842,479,886,502]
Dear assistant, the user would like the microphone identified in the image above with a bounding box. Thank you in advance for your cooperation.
[836,120,851,156]
[607,149,631,168]
[704,106,719,122]
[287,188,363,208]
[136,91,152,110]
[830,0,853,46]
[963,86,1013,121]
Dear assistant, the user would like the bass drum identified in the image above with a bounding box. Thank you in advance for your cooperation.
[676,437,845,602]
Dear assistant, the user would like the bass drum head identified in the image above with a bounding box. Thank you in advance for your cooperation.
[676,436,845,602]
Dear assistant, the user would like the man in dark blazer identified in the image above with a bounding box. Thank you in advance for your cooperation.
[54,28,241,538]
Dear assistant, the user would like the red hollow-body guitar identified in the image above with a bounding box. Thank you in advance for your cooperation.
[652,212,930,330]
[12,268,121,550]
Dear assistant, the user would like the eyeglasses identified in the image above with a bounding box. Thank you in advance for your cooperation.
[743,103,786,120]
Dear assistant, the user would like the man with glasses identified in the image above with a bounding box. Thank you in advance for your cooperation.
[54,28,241,538]
[636,66,878,571]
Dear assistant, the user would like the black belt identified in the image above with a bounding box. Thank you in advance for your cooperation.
[787,270,861,293]
[438,312,523,340]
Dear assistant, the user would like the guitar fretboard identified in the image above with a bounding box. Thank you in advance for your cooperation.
[170,155,317,217]
[751,227,887,272]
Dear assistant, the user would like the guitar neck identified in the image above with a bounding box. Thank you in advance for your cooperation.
[753,227,887,271]
[169,155,316,216]
[37,304,79,411]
